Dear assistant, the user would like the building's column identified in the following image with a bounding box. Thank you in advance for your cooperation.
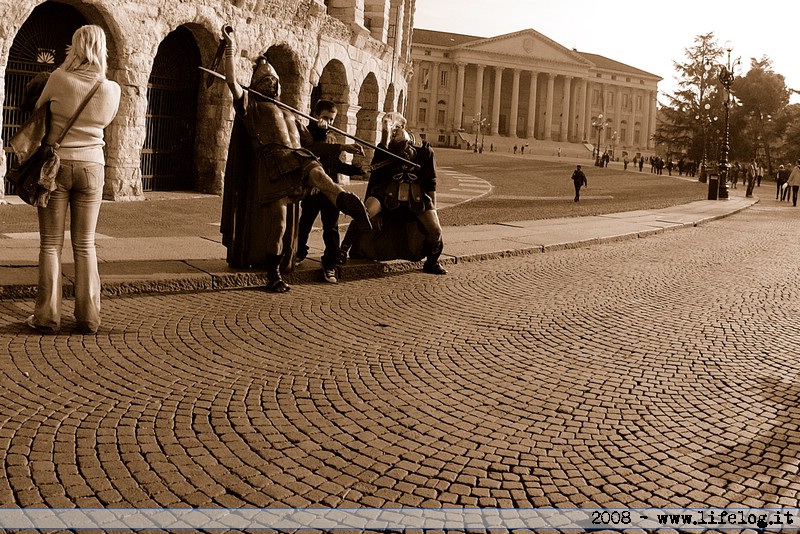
[429,61,440,129]
[473,64,485,124]
[627,91,637,147]
[526,71,538,139]
[613,84,622,138]
[453,62,466,130]
[578,78,588,142]
[389,0,404,52]
[363,0,389,41]
[326,0,365,24]
[544,73,555,140]
[560,76,572,142]
[491,66,503,135]
[648,90,657,149]
[601,83,608,116]
[509,68,520,138]
[409,62,420,127]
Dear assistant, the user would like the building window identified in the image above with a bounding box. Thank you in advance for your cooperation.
[607,91,614,107]
[443,52,450,58]
[437,109,445,125]
[421,67,430,90]
[592,89,601,106]
[438,134,446,144]
[636,95,643,111]
[622,93,630,110]
[424,50,431,56]
[418,108,427,123]
[440,70,448,88]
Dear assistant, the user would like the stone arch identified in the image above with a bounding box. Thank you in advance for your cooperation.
[2,2,89,194]
[356,72,380,153]
[436,98,447,128]
[311,59,350,131]
[140,25,201,192]
[383,82,395,113]
[397,88,405,115]
[181,21,232,196]
[619,119,629,151]
[263,43,303,111]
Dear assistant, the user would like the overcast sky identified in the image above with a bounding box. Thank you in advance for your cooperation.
[413,0,799,105]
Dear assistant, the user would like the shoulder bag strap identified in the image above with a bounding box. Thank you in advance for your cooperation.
[52,80,103,145]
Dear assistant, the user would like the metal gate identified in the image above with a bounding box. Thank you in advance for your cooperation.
[2,3,85,195]
[140,26,200,191]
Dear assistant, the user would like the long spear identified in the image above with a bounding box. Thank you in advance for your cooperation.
[200,66,420,170]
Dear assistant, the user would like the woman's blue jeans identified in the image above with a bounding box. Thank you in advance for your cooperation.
[33,160,104,333]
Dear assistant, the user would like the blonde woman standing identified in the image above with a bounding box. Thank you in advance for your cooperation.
[26,25,121,334]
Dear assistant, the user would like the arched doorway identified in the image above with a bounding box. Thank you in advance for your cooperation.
[263,44,303,110]
[356,73,380,146]
[311,60,349,130]
[3,2,85,194]
[141,26,200,191]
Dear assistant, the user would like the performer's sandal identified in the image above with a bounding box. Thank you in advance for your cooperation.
[266,279,290,293]
[423,261,448,275]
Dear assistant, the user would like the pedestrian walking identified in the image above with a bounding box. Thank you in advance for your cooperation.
[571,164,587,202]
[745,159,757,198]
[778,165,790,201]
[25,25,121,334]
[787,160,800,207]
[756,160,764,187]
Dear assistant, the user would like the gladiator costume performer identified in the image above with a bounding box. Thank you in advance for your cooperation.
[339,112,447,275]
[220,29,370,292]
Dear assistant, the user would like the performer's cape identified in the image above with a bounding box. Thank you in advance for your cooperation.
[348,208,427,262]
[220,110,299,271]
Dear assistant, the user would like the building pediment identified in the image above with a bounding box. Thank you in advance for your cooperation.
[461,29,592,67]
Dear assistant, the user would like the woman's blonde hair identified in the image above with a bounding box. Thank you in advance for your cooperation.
[61,25,108,76]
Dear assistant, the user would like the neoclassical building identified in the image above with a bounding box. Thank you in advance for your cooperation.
[1,0,414,200]
[407,28,661,156]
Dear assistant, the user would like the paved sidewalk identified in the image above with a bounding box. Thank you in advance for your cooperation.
[0,190,757,299]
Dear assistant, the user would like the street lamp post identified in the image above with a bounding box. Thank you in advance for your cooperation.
[591,114,608,166]
[472,114,488,153]
[695,103,713,184]
[611,131,617,161]
[713,41,740,200]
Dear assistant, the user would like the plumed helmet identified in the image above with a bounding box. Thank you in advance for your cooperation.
[251,55,280,97]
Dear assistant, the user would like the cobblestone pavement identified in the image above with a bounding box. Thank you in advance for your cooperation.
[2,201,800,532]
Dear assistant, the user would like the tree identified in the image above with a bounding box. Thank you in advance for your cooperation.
[728,57,789,172]
[654,33,724,170]
[772,103,800,167]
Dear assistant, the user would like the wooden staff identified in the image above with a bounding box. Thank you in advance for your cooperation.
[200,66,420,170]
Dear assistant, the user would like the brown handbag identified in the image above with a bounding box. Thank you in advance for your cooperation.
[7,80,102,207]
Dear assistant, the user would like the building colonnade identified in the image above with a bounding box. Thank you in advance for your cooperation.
[408,29,661,155]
